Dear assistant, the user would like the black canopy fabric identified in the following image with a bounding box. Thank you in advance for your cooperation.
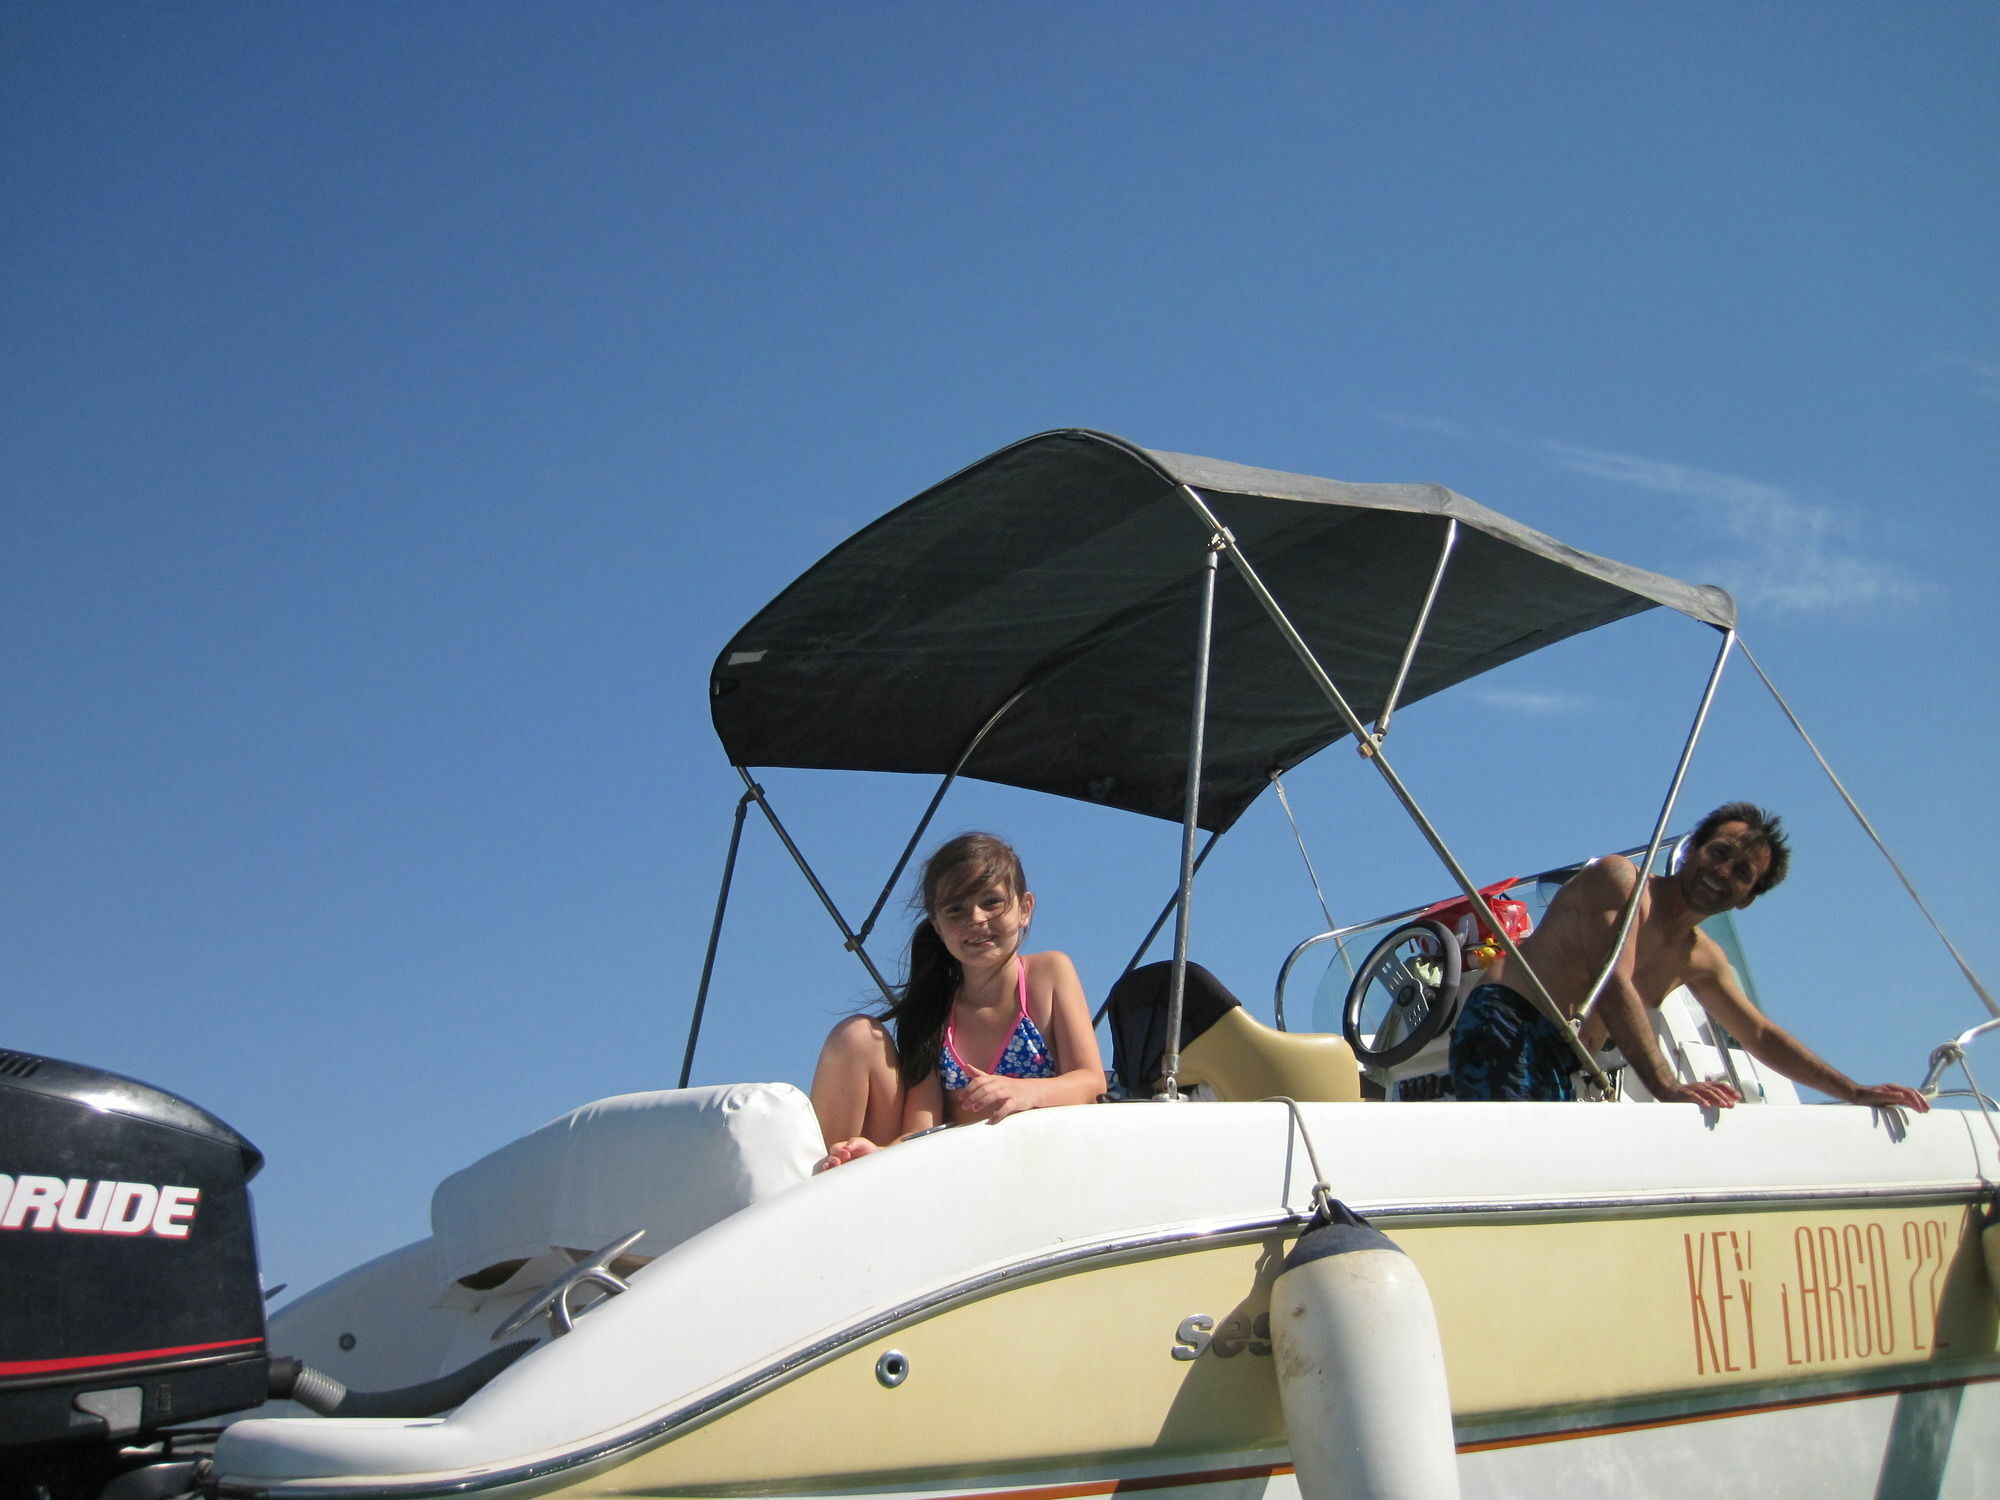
[711,430,1733,833]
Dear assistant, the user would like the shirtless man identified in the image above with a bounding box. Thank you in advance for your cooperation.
[1448,802,1931,1110]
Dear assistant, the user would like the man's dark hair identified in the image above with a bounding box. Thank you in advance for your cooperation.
[1691,802,1790,896]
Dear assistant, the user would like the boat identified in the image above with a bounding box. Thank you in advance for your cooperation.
[5,429,1997,1498]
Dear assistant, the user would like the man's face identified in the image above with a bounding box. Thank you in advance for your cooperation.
[1679,821,1774,915]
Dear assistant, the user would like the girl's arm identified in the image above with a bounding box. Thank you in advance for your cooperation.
[1040,950,1106,1105]
[899,1070,946,1135]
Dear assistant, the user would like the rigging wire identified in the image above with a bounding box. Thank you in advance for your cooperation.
[1950,1050,2000,1155]
[1272,774,1337,933]
[1269,1095,1336,1220]
[1740,639,1998,1020]
[1271,772,1352,983]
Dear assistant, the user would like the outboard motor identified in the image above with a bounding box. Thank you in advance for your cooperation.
[1,1052,541,1499]
[0,1049,268,1497]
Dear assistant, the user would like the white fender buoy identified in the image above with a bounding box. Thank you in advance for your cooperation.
[1271,1202,1460,1500]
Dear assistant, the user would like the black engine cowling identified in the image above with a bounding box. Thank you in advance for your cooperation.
[0,1049,269,1460]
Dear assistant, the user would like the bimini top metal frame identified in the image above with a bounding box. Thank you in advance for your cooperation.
[686,429,1994,1096]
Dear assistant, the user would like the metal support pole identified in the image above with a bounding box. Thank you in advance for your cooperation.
[1921,1016,2000,1093]
[1092,829,1222,1028]
[1170,484,1612,1094]
[1159,541,1223,1100]
[1373,519,1458,742]
[1575,630,1735,1031]
[735,767,900,1005]
[680,791,754,1088]
[856,685,1030,946]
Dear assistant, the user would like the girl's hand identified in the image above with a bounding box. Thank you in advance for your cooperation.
[954,1065,1043,1122]
[814,1137,881,1173]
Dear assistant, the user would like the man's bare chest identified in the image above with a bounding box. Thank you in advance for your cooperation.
[1628,928,1700,1005]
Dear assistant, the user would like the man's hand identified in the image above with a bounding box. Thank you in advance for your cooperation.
[1654,1079,1742,1109]
[1849,1082,1930,1113]
[954,1065,1042,1122]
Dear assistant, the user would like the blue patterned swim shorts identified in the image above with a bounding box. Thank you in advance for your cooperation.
[1448,982,1577,1101]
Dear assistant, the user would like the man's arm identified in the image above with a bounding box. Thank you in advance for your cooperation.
[1570,860,1741,1109]
[1684,945,1929,1112]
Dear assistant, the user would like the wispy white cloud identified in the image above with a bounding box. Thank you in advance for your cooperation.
[1916,352,2000,405]
[1470,687,1591,715]
[1375,411,1476,439]
[1543,442,1914,612]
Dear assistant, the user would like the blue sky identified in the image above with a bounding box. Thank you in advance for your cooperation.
[5,3,1997,1300]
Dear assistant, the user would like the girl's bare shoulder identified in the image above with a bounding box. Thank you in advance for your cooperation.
[821,1012,893,1048]
[1025,949,1080,981]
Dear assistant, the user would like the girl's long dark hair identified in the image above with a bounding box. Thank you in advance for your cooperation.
[886,832,1026,1088]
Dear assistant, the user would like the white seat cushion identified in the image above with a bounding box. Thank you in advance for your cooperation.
[430,1083,822,1292]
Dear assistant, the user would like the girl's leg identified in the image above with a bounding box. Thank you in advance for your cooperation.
[809,1016,903,1150]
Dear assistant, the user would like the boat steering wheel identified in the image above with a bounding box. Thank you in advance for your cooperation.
[1341,920,1462,1068]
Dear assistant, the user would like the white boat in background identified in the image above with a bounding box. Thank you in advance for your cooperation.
[6,430,1997,1498]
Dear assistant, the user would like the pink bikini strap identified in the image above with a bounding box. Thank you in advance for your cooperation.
[943,956,1034,1078]
[983,956,1031,1072]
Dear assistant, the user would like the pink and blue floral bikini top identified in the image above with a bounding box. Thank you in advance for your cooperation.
[939,958,1056,1091]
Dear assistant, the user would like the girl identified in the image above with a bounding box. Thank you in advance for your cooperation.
[811,832,1104,1169]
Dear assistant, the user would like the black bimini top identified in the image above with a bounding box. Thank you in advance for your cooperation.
[711,429,1733,833]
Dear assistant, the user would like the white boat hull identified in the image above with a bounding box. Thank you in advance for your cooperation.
[216,1093,2000,1498]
